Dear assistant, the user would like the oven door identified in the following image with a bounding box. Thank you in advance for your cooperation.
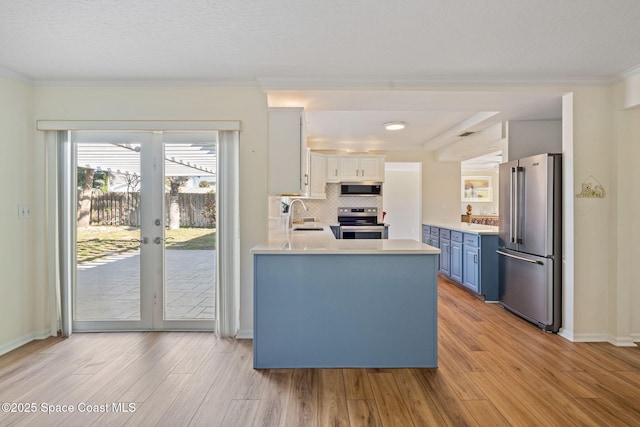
[339,226,386,239]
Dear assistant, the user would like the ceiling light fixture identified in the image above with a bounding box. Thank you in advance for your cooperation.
[384,121,406,131]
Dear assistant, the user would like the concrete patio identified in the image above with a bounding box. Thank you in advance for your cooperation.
[76,249,215,321]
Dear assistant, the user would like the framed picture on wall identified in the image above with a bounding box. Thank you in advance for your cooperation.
[462,176,492,202]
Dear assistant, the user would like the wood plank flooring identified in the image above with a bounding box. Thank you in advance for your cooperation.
[1,277,639,426]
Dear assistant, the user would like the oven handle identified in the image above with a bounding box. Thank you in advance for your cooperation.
[339,226,386,232]
[339,225,387,239]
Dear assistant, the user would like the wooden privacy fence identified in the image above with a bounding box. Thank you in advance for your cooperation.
[87,192,215,227]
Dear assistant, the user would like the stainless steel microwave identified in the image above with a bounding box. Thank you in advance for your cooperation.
[340,182,382,196]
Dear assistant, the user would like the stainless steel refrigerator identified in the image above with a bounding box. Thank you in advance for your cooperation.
[497,153,562,332]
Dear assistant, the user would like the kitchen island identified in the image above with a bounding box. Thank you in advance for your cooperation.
[252,226,440,368]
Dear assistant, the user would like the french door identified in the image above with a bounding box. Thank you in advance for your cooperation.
[72,130,217,331]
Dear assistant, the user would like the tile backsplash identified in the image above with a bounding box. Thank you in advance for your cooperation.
[269,184,383,239]
[295,184,383,224]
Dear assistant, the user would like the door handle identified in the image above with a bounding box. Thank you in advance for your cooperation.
[496,250,543,265]
[153,237,174,244]
[132,237,149,244]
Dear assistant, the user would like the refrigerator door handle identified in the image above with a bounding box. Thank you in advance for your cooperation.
[510,167,516,243]
[514,166,524,244]
[496,250,544,265]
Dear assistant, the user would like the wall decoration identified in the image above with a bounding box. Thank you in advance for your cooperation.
[576,175,605,198]
[462,176,492,202]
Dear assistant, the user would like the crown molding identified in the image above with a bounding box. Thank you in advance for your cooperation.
[30,78,261,88]
[1,69,630,89]
[0,66,32,84]
[259,75,615,91]
[618,63,640,79]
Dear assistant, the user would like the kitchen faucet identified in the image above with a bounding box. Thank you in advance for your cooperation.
[288,199,308,229]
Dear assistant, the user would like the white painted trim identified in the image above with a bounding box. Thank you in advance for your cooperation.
[618,63,640,79]
[632,333,640,343]
[559,331,640,347]
[37,120,240,132]
[607,336,638,347]
[567,333,610,343]
[31,79,260,88]
[235,329,254,339]
[259,76,614,90]
[557,328,574,342]
[0,66,32,84]
[0,330,54,357]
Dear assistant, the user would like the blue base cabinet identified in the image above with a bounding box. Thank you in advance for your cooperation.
[439,228,451,276]
[462,234,480,293]
[424,224,499,301]
[450,231,463,283]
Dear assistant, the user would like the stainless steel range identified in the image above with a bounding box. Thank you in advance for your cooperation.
[337,207,388,239]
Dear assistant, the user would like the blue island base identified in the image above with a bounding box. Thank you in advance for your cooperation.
[253,253,438,368]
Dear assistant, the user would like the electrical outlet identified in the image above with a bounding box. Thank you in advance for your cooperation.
[18,204,32,219]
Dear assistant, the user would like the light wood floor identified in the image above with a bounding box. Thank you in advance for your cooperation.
[1,277,639,427]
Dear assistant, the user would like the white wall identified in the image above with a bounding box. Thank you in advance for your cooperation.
[0,77,44,353]
[32,86,268,338]
[383,163,422,240]
[460,169,499,215]
[612,78,640,343]
[508,120,563,160]
[569,87,614,341]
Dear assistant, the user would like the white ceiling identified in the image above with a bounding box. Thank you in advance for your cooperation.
[2,1,639,163]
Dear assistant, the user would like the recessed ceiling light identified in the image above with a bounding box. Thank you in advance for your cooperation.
[384,121,406,131]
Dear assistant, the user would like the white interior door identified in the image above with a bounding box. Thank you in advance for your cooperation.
[72,131,217,331]
[383,162,422,240]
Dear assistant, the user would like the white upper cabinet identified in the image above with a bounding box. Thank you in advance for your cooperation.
[309,152,328,199]
[268,107,309,195]
[338,156,360,181]
[325,155,340,183]
[360,157,384,181]
[338,155,384,182]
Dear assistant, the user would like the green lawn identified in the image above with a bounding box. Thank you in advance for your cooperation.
[77,226,216,263]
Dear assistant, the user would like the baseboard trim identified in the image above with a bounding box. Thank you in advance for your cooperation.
[0,330,54,356]
[607,336,638,347]
[557,328,575,342]
[568,333,609,343]
[235,329,253,339]
[560,332,638,347]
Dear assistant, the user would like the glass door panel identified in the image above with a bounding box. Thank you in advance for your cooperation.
[75,140,143,323]
[162,138,217,323]
[72,130,217,331]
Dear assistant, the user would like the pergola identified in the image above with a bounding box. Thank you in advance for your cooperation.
[73,131,217,179]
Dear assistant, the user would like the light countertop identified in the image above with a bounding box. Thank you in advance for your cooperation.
[252,224,440,255]
[424,222,499,235]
